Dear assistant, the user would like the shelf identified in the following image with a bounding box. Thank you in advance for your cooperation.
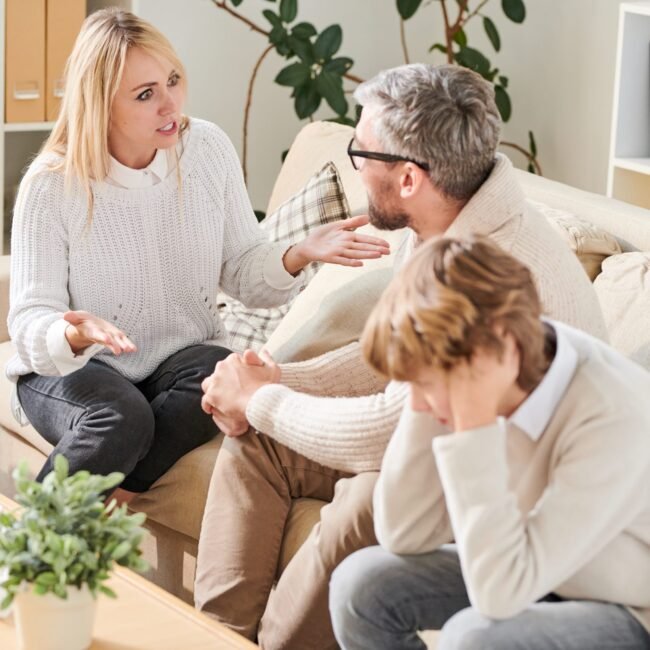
[613,157,650,176]
[4,121,55,132]
[622,1,650,17]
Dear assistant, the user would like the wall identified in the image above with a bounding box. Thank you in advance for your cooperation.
[132,0,627,211]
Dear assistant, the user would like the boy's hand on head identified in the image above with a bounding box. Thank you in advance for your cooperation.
[448,333,520,432]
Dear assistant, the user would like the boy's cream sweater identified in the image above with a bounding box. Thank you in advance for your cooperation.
[374,321,650,631]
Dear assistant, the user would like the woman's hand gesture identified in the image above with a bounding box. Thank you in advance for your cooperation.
[283,215,391,274]
[63,310,137,356]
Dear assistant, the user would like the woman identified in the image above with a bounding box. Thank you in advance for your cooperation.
[329,237,650,649]
[7,8,389,504]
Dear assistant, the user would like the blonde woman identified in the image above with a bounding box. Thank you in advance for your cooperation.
[330,237,650,650]
[7,8,389,504]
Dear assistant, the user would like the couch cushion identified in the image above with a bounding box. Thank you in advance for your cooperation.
[593,252,650,370]
[218,162,351,353]
[530,200,622,280]
[0,341,52,456]
[515,168,650,252]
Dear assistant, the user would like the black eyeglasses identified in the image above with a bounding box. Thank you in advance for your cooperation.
[347,137,430,172]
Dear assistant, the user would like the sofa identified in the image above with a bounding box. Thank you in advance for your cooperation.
[0,121,649,647]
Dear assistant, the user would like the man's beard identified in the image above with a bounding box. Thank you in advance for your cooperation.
[367,194,411,231]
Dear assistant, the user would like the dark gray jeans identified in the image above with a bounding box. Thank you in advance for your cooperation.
[330,545,650,650]
[17,344,230,492]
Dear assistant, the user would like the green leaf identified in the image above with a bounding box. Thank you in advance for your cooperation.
[483,16,501,51]
[287,35,314,64]
[498,75,509,88]
[268,25,288,47]
[254,210,266,222]
[454,47,491,77]
[314,25,342,61]
[230,0,244,6]
[502,0,526,23]
[35,572,57,586]
[279,0,297,23]
[294,82,321,118]
[527,162,535,173]
[429,43,448,54]
[494,85,512,122]
[262,9,282,29]
[528,130,537,157]
[396,0,423,20]
[275,62,312,87]
[291,22,317,39]
[99,585,117,599]
[326,115,356,127]
[316,70,348,115]
[54,455,69,482]
[111,541,132,561]
[324,57,353,75]
[453,28,467,48]
[281,149,289,163]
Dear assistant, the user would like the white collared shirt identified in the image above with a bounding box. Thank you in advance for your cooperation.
[509,323,578,441]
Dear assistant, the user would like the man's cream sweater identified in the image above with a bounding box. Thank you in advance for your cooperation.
[247,155,608,472]
[374,321,650,632]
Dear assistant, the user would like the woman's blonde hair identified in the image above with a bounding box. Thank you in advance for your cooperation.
[361,237,548,392]
[41,8,188,212]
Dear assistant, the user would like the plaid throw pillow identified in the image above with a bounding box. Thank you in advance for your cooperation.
[217,161,351,352]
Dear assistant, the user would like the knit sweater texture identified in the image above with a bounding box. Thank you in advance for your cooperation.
[374,321,650,632]
[7,118,302,383]
[246,154,608,472]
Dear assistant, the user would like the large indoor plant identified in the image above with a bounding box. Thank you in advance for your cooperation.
[0,456,148,650]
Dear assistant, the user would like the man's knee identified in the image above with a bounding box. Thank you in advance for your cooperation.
[319,472,378,541]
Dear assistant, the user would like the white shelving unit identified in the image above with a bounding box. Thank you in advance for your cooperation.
[0,0,134,254]
[607,1,650,210]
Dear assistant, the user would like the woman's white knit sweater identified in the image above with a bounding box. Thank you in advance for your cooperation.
[7,118,302,383]
[246,155,609,473]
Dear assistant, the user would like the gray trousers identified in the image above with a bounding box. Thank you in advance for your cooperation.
[330,545,650,650]
[17,343,229,492]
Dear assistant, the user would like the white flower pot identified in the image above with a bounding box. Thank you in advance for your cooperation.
[13,584,97,650]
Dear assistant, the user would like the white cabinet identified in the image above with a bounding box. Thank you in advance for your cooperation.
[0,0,134,254]
[607,1,650,209]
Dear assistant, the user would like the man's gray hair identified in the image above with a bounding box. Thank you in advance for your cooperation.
[353,64,501,201]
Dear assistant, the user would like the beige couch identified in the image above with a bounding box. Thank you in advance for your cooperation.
[0,121,649,646]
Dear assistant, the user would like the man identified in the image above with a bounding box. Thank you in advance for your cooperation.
[329,236,650,650]
[195,63,607,650]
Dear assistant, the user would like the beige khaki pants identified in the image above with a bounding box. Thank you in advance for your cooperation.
[194,430,378,650]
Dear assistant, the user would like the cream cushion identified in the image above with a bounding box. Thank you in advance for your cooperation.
[530,200,622,280]
[593,252,650,371]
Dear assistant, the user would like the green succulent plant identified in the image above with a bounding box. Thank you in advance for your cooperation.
[0,455,148,609]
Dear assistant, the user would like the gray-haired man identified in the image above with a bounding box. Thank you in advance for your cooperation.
[195,64,607,650]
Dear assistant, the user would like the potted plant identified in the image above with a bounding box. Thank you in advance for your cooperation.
[0,455,148,650]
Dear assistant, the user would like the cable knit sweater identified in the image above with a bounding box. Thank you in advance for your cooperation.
[7,118,302,383]
[246,154,608,473]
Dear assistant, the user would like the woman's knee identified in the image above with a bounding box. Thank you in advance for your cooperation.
[79,389,155,457]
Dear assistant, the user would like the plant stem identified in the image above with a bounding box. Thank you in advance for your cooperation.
[463,0,490,24]
[210,0,269,37]
[243,44,274,184]
[501,141,543,176]
[439,0,454,63]
[399,18,410,64]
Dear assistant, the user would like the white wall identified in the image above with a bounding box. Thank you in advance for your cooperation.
[133,0,626,210]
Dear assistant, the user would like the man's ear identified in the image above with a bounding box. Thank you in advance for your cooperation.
[398,163,425,199]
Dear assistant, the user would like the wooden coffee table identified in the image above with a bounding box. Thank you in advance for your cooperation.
[0,494,256,649]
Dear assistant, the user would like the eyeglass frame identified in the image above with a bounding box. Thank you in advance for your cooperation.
[347,137,430,172]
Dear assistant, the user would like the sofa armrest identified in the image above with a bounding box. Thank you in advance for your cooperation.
[0,256,10,343]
